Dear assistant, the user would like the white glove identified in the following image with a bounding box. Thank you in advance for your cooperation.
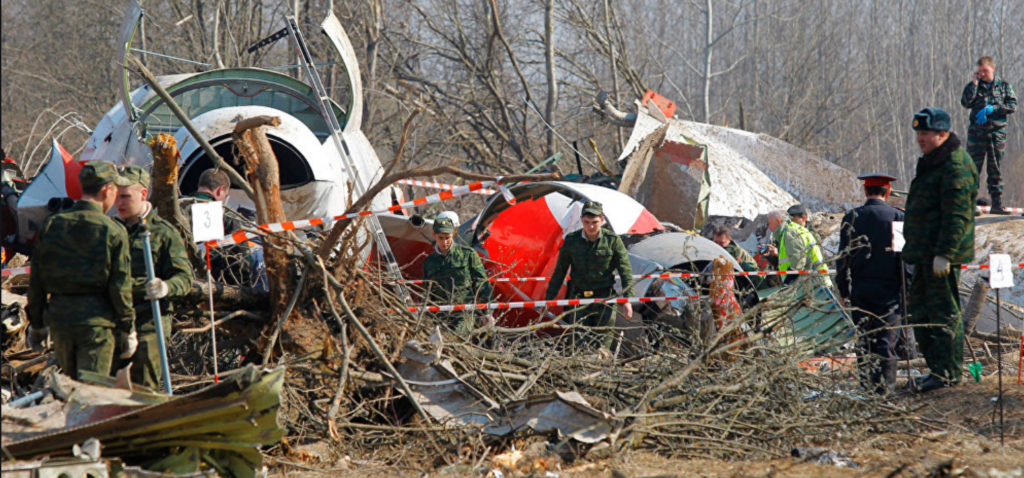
[28,326,49,352]
[932,255,951,278]
[144,278,169,300]
[119,330,139,359]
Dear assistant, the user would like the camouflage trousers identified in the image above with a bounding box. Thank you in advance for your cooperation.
[437,311,477,336]
[52,324,116,380]
[566,302,617,351]
[967,128,1007,197]
[908,265,963,383]
[114,331,166,390]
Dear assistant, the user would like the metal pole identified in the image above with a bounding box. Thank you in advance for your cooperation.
[205,244,220,383]
[996,288,1004,445]
[140,218,173,394]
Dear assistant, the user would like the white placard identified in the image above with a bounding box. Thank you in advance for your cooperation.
[190,201,225,243]
[892,221,905,252]
[989,254,1014,289]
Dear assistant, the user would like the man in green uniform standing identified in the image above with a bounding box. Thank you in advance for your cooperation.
[114,165,193,389]
[545,201,634,350]
[960,56,1016,214]
[422,217,493,335]
[26,161,136,380]
[903,107,978,392]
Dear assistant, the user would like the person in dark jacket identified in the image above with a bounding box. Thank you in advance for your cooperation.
[837,173,905,394]
[903,107,978,392]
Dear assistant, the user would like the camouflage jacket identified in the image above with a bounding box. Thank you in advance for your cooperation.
[961,78,1017,132]
[725,241,764,289]
[545,228,634,299]
[423,244,493,304]
[27,200,135,332]
[724,241,756,272]
[903,133,978,265]
[119,206,194,333]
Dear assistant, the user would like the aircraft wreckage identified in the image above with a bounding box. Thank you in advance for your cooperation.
[1,2,893,474]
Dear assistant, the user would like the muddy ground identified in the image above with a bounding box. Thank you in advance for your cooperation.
[265,372,1023,477]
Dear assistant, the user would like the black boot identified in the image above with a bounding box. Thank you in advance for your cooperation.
[875,358,897,395]
[913,374,952,393]
[990,192,1010,215]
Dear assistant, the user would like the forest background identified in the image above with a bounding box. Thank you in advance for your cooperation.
[3,0,1022,204]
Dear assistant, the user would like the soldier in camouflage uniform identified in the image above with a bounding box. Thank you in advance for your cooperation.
[903,107,978,392]
[113,165,194,389]
[26,161,136,380]
[545,201,634,350]
[422,217,493,335]
[960,56,1017,214]
[712,225,764,289]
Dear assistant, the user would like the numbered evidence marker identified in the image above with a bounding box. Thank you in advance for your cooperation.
[891,221,905,252]
[989,254,1014,289]
[190,201,225,243]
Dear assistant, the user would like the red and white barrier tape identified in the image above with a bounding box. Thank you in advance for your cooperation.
[1,266,30,277]
[206,180,498,248]
[977,206,1024,214]
[407,294,702,313]
[396,178,497,196]
[396,263,1024,285]
[960,263,1024,270]
[396,269,838,285]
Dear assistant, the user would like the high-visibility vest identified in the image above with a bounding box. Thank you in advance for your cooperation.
[778,222,825,272]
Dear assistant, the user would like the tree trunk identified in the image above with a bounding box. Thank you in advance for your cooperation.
[603,0,623,150]
[149,134,204,270]
[703,0,713,123]
[232,115,326,358]
[543,0,558,158]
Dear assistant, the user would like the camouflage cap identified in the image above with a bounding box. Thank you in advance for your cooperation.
[80,161,132,190]
[581,201,604,217]
[433,217,456,233]
[787,204,807,216]
[118,165,151,188]
[912,107,951,132]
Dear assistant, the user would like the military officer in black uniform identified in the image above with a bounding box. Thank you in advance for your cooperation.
[836,173,906,394]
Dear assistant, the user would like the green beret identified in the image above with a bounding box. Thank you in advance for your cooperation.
[581,201,604,217]
[912,107,951,132]
[80,161,131,190]
[118,165,151,188]
[433,217,455,233]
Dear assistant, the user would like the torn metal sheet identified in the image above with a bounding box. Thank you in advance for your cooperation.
[760,282,854,350]
[3,365,283,478]
[396,341,501,430]
[395,342,616,443]
[488,391,615,444]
